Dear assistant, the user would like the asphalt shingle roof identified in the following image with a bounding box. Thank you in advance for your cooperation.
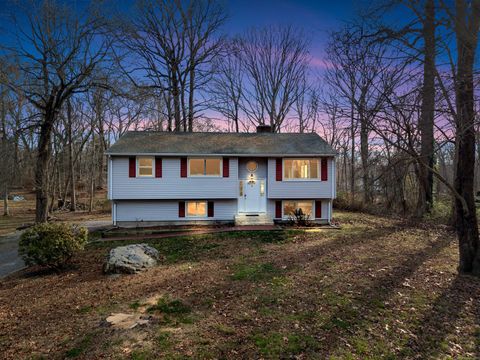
[106,131,336,156]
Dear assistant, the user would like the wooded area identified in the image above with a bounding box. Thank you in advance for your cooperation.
[0,0,479,274]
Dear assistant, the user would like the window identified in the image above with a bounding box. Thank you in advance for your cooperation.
[189,158,221,176]
[187,201,207,217]
[284,159,319,180]
[137,157,154,177]
[283,201,313,218]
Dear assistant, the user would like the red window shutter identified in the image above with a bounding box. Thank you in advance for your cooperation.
[207,201,214,217]
[223,158,229,177]
[275,200,282,218]
[315,200,322,218]
[276,158,282,181]
[129,157,136,177]
[155,157,162,178]
[321,158,328,181]
[180,158,187,177]
[179,201,185,218]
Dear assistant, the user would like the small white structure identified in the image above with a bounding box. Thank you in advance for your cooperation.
[106,126,336,226]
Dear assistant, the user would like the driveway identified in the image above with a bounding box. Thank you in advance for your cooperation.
[0,231,25,278]
[0,220,112,279]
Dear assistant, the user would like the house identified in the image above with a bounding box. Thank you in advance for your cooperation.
[106,126,336,226]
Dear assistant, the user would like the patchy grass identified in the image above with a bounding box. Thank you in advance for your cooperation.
[147,297,191,315]
[231,262,283,281]
[1,211,480,359]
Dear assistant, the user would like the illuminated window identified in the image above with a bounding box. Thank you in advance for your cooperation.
[189,158,221,176]
[284,159,319,180]
[137,157,153,177]
[187,201,206,217]
[283,201,313,218]
[260,180,265,196]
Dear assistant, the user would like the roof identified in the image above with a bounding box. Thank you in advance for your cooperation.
[106,131,336,156]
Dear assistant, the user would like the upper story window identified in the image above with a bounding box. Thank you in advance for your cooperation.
[284,159,319,180]
[189,158,221,176]
[138,157,154,177]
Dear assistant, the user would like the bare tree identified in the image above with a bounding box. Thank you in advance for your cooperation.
[0,0,110,222]
[234,25,310,132]
[449,0,480,273]
[115,0,225,132]
[209,42,244,132]
[324,26,398,203]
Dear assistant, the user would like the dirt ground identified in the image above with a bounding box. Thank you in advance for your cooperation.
[0,190,111,236]
[0,211,479,359]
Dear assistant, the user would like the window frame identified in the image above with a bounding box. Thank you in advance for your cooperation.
[282,158,321,181]
[136,156,155,178]
[188,157,222,177]
[282,200,314,219]
[186,201,207,218]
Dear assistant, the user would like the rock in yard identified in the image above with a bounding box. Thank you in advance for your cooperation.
[103,243,160,274]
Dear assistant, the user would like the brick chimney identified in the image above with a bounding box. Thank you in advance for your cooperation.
[256,125,272,133]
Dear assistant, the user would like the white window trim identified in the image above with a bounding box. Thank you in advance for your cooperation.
[188,157,223,177]
[282,158,321,182]
[137,156,155,178]
[282,200,315,220]
[186,200,208,218]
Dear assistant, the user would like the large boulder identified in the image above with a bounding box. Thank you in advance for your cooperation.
[103,243,160,274]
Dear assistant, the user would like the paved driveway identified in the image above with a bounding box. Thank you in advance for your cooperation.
[0,231,25,278]
[0,220,112,279]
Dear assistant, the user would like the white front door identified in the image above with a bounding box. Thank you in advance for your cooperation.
[239,179,266,213]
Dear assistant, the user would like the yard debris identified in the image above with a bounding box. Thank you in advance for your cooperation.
[103,244,160,274]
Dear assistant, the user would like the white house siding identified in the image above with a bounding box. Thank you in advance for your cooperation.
[267,157,335,199]
[115,200,238,223]
[110,157,239,199]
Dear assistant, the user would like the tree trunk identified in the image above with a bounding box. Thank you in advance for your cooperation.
[417,0,436,216]
[35,112,55,223]
[89,135,96,212]
[454,0,480,274]
[3,183,8,217]
[360,110,370,203]
[67,100,76,212]
[171,71,182,132]
[350,97,355,200]
[188,64,195,132]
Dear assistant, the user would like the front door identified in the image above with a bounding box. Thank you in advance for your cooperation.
[239,179,266,213]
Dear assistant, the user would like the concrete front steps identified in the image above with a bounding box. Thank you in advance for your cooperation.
[234,213,274,226]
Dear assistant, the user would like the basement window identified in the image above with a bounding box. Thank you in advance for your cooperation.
[283,201,313,218]
[187,201,207,217]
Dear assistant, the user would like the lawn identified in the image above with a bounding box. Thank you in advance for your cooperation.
[0,211,479,359]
